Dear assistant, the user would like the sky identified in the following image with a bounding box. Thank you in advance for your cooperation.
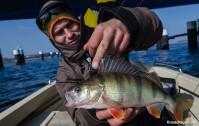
[0,4,199,58]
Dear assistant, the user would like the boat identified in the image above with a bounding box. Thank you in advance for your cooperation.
[0,62,199,126]
[0,80,74,126]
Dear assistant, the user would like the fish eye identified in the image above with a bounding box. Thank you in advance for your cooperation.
[74,86,81,93]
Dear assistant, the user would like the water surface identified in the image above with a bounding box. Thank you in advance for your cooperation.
[0,43,199,112]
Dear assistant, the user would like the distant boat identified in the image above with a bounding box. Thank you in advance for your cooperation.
[0,61,199,126]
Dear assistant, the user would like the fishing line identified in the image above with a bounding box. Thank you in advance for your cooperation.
[113,0,143,18]
[188,109,199,122]
[112,0,126,18]
[136,0,143,6]
[193,83,199,94]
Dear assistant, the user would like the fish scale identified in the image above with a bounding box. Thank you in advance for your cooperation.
[99,73,174,107]
[65,57,194,121]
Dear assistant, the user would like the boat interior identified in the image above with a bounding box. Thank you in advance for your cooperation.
[0,62,199,126]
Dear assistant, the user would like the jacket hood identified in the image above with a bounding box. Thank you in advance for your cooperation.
[36,0,91,62]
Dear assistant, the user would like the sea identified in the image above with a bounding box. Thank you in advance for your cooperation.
[0,42,199,112]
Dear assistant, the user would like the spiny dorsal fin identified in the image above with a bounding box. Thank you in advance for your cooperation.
[130,60,153,73]
[98,56,141,76]
[143,72,163,89]
[130,60,163,89]
[98,56,163,89]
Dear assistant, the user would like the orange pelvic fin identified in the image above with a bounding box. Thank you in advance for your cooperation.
[108,107,125,119]
[146,103,165,118]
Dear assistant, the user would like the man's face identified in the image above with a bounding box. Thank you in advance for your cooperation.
[53,19,80,45]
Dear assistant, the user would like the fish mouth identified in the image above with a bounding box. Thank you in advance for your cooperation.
[65,91,90,108]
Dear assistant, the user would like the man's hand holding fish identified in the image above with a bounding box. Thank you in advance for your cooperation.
[96,107,140,126]
[84,18,130,70]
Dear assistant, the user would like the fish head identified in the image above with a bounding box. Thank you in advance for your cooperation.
[65,84,102,108]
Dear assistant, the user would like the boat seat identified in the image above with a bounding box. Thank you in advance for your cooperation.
[41,111,75,126]
[153,66,199,97]
[160,77,177,96]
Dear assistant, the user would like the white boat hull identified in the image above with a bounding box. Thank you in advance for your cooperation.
[0,66,199,126]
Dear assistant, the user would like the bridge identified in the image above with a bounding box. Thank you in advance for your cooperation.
[169,31,199,40]
[157,20,199,51]
[0,0,199,69]
[0,0,199,20]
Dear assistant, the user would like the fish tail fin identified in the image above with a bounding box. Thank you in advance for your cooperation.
[172,98,193,121]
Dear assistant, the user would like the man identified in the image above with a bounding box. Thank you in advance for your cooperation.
[36,0,166,125]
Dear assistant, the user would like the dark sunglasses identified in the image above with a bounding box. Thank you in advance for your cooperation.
[37,7,66,30]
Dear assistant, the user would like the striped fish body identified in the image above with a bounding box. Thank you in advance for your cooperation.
[65,57,193,121]
[86,72,175,108]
